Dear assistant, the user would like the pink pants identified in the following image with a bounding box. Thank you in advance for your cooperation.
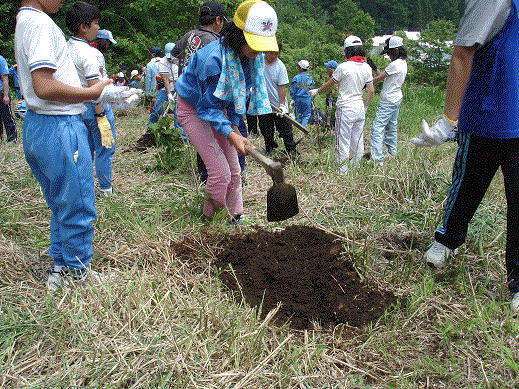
[176,96,243,217]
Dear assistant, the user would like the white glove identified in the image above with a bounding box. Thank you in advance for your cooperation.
[168,92,175,102]
[309,89,319,97]
[289,100,294,111]
[111,93,141,111]
[410,116,457,147]
[275,104,288,117]
[94,85,134,104]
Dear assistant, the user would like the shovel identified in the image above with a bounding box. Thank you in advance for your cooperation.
[245,145,299,222]
[270,103,309,146]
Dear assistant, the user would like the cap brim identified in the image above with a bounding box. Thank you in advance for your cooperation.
[165,53,171,58]
[244,32,278,52]
[109,38,117,44]
[380,47,389,55]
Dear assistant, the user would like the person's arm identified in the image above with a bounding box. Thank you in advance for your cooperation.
[1,75,9,105]
[315,77,338,95]
[372,71,387,85]
[278,84,287,107]
[162,73,172,95]
[87,78,105,115]
[364,82,374,109]
[443,45,476,121]
[32,68,111,102]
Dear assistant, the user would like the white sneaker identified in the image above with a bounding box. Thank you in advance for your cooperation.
[100,187,113,197]
[511,293,519,316]
[425,241,458,269]
[47,266,114,291]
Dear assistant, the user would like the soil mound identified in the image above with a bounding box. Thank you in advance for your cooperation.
[124,132,156,153]
[216,226,398,329]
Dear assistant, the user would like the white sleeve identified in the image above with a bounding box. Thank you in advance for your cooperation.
[24,21,58,72]
[384,61,398,76]
[332,66,343,83]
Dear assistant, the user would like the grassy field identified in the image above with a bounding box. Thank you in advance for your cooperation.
[0,84,517,388]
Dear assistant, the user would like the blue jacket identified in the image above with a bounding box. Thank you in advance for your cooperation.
[9,66,19,88]
[290,71,314,99]
[175,40,252,138]
[458,0,519,138]
[0,55,9,93]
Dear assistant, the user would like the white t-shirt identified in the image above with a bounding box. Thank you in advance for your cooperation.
[15,7,85,115]
[332,61,373,107]
[264,58,289,108]
[158,57,179,90]
[92,47,108,80]
[67,37,101,87]
[380,58,407,103]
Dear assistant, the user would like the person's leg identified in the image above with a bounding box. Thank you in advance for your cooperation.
[350,105,366,165]
[84,104,116,191]
[0,97,17,142]
[274,115,296,153]
[237,116,248,172]
[501,138,519,293]
[383,100,402,156]
[23,111,96,270]
[370,101,392,162]
[258,113,277,154]
[246,114,258,135]
[177,97,234,217]
[148,89,168,125]
[299,97,312,126]
[335,106,354,173]
[435,133,500,249]
[215,127,243,216]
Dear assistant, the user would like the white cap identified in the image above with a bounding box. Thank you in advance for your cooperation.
[344,35,363,48]
[297,60,309,70]
[130,70,139,78]
[117,72,124,78]
[388,36,404,49]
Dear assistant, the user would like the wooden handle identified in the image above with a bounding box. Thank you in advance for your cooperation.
[245,145,285,184]
[270,104,309,135]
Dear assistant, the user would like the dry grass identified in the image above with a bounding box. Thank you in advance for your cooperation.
[1,87,518,388]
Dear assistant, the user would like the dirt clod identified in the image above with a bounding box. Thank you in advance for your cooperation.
[216,225,398,329]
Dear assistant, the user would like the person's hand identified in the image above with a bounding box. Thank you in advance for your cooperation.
[411,116,457,147]
[94,84,134,104]
[3,95,9,105]
[97,116,114,148]
[228,131,253,155]
[309,89,319,97]
[275,104,288,117]
[168,92,175,102]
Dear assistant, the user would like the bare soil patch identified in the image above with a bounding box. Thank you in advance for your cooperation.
[215,225,398,329]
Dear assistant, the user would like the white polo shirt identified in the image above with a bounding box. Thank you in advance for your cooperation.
[158,57,178,90]
[332,61,373,107]
[93,49,108,80]
[15,7,85,115]
[67,37,101,87]
[380,58,407,104]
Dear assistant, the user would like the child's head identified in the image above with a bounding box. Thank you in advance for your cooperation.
[66,1,101,38]
[265,41,282,64]
[297,60,309,72]
[324,60,338,77]
[343,35,366,59]
[381,36,407,60]
[95,29,117,54]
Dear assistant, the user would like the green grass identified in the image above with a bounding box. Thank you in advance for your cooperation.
[0,85,517,388]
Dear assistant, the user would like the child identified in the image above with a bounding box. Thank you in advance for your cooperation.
[66,1,117,196]
[175,0,276,222]
[310,36,374,173]
[0,54,17,142]
[369,36,407,164]
[324,60,338,131]
[15,0,113,289]
[290,59,314,126]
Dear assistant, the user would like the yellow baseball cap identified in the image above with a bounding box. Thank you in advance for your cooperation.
[233,0,278,52]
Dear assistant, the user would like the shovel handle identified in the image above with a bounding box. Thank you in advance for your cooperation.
[270,104,309,135]
[245,145,285,184]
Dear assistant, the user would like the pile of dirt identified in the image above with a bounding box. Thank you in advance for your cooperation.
[124,132,156,153]
[215,225,398,329]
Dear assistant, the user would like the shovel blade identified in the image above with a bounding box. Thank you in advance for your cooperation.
[267,183,299,222]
